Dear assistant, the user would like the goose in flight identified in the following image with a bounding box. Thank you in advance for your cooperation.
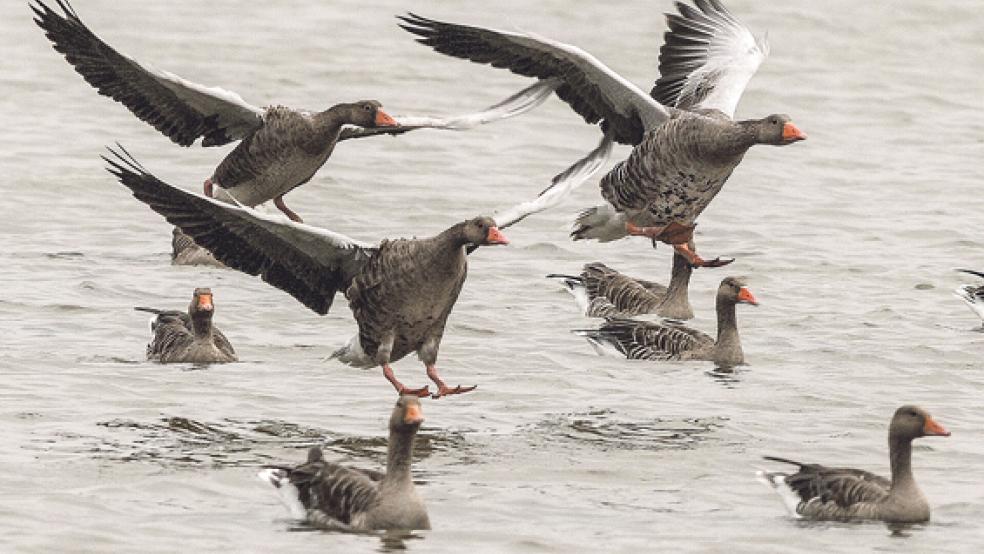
[400,0,806,267]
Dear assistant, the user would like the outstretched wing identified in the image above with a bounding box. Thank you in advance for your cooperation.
[338,79,559,141]
[399,13,669,145]
[492,134,614,230]
[651,0,768,117]
[32,0,264,146]
[104,145,374,315]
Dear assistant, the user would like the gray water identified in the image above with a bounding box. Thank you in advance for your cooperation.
[3,0,984,551]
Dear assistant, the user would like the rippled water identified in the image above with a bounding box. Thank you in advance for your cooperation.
[3,0,984,551]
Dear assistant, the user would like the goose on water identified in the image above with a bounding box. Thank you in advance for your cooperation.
[757,405,950,523]
[400,0,806,267]
[258,396,429,531]
[953,268,984,325]
[574,276,756,367]
[32,0,558,226]
[105,144,591,397]
[134,287,237,364]
[548,253,693,320]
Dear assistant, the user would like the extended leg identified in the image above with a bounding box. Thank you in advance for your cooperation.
[204,178,214,197]
[625,221,695,245]
[382,363,430,397]
[274,194,304,223]
[672,242,733,268]
[426,364,476,399]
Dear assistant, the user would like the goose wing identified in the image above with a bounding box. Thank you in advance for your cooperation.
[338,79,559,141]
[759,456,890,519]
[105,146,375,315]
[492,134,614,231]
[651,0,768,118]
[576,317,711,360]
[399,13,669,145]
[33,0,264,146]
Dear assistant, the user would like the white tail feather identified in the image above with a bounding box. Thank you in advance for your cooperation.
[571,204,628,242]
[257,468,308,520]
[755,470,803,518]
[328,333,374,368]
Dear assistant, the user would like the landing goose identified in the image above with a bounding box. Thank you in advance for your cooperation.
[105,144,585,397]
[953,268,984,324]
[400,0,806,267]
[32,0,557,225]
[574,276,755,366]
[258,396,429,531]
[548,253,693,320]
[757,406,950,523]
[134,287,237,363]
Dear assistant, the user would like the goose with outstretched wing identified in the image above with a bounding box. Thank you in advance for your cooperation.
[32,0,557,226]
[400,0,806,267]
[104,142,601,397]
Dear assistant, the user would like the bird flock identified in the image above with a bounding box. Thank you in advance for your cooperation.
[31,0,965,535]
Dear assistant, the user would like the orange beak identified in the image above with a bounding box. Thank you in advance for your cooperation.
[375,109,398,127]
[403,403,424,425]
[782,122,807,142]
[922,416,950,437]
[486,226,509,245]
[737,287,758,306]
[197,293,213,310]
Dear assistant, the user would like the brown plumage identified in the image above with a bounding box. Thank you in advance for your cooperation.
[259,396,429,531]
[574,277,756,367]
[134,288,237,364]
[106,147,508,397]
[548,254,693,320]
[757,406,950,523]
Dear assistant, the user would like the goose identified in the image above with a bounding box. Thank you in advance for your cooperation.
[104,143,599,396]
[400,0,806,267]
[32,0,558,226]
[547,253,693,320]
[953,268,984,324]
[134,287,237,363]
[258,396,429,531]
[573,276,756,366]
[757,405,950,523]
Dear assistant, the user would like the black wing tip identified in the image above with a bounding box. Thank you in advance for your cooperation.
[956,268,984,280]
[762,456,804,467]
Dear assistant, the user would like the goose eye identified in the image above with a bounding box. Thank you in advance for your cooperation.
[363,105,372,112]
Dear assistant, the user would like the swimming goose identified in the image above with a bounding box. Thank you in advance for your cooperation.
[400,0,806,267]
[258,396,429,531]
[32,0,557,224]
[134,287,237,363]
[574,276,755,366]
[953,268,984,324]
[757,405,950,523]
[548,253,693,320]
[105,145,578,397]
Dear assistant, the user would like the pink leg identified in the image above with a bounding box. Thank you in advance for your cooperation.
[672,242,733,268]
[274,194,303,223]
[204,178,214,197]
[383,363,429,397]
[426,364,477,399]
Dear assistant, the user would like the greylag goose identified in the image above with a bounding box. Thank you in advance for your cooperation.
[258,396,429,531]
[32,0,557,224]
[171,227,222,267]
[573,276,756,366]
[953,268,984,324]
[757,406,950,523]
[400,0,806,267]
[548,253,693,320]
[133,287,237,363]
[105,145,575,397]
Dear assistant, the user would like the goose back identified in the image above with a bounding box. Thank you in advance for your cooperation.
[134,306,237,364]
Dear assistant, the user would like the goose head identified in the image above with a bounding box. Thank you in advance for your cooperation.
[391,395,425,433]
[890,405,950,441]
[336,100,398,127]
[717,277,758,306]
[461,216,509,248]
[750,114,806,146]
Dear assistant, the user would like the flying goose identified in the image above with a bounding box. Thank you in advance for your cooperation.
[32,0,558,224]
[134,287,237,363]
[757,405,950,523]
[258,396,429,531]
[548,253,693,320]
[105,143,600,397]
[574,276,756,366]
[399,0,806,267]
